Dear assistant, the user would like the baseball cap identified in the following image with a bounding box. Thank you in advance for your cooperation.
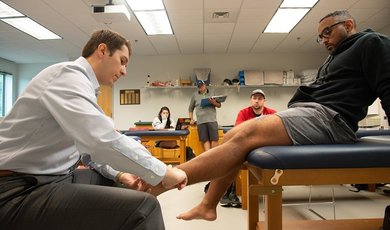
[197,80,206,87]
[251,89,265,98]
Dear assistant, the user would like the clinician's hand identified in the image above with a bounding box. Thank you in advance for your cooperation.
[161,165,188,190]
[118,173,152,192]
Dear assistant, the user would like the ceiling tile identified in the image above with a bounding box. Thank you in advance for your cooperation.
[0,0,388,63]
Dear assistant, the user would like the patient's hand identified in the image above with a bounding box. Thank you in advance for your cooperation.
[161,165,187,190]
[118,173,151,192]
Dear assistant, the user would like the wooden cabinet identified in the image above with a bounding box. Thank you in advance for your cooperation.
[97,85,112,117]
[186,126,203,156]
[186,125,224,156]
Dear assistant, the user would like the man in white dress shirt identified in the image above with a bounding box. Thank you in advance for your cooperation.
[0,30,187,230]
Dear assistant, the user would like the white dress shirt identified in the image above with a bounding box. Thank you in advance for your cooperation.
[0,57,166,186]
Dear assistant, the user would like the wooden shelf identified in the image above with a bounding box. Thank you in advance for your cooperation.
[143,85,299,89]
[143,86,196,89]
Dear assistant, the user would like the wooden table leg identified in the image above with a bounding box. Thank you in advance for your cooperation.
[179,139,186,164]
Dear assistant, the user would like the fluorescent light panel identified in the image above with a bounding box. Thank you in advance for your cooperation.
[264,8,310,33]
[134,11,172,35]
[1,17,61,40]
[0,1,61,40]
[264,0,318,33]
[281,0,318,8]
[125,0,164,11]
[125,0,173,35]
[0,1,23,17]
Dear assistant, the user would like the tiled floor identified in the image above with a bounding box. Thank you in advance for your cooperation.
[158,182,390,230]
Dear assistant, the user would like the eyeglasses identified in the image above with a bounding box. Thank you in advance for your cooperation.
[316,21,346,44]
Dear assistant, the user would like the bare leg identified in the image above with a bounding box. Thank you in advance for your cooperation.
[203,141,211,151]
[176,165,241,220]
[210,140,219,148]
[179,115,291,183]
[176,115,293,220]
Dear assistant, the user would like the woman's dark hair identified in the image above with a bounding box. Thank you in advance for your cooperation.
[158,106,172,128]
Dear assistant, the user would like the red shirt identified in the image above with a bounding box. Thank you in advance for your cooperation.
[235,106,277,126]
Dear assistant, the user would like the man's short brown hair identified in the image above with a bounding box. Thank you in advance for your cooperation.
[82,30,131,58]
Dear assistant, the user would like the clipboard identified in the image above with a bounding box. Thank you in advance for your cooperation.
[200,95,227,107]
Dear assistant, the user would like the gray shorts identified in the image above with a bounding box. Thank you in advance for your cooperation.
[197,122,219,142]
[276,102,357,145]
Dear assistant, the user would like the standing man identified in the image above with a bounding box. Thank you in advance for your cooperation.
[0,30,186,230]
[221,89,277,207]
[188,80,221,152]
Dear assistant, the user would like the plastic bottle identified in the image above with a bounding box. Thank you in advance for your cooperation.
[239,70,245,85]
[384,116,389,129]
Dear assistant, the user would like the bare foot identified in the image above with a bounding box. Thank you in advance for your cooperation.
[176,202,217,221]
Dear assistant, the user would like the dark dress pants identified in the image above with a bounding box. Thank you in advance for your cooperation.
[0,169,165,230]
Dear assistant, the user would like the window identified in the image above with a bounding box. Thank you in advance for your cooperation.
[0,71,13,116]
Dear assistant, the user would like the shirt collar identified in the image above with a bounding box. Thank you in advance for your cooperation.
[198,88,209,95]
[74,57,100,96]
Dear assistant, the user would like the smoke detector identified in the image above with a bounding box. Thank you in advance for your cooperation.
[212,12,230,19]
[205,10,237,23]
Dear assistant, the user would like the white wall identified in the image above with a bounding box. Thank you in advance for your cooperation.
[0,58,17,74]
[10,52,328,129]
[113,52,327,129]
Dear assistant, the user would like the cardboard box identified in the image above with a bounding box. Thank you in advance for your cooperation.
[264,71,284,85]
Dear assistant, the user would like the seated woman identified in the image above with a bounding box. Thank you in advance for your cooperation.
[152,106,178,148]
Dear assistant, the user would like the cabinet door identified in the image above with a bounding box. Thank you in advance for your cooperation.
[186,126,224,156]
[186,126,204,155]
[97,85,112,117]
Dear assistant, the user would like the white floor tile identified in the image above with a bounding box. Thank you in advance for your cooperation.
[158,183,390,230]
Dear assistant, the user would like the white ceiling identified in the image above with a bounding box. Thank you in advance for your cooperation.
[0,0,389,64]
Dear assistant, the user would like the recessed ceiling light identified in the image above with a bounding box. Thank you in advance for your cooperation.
[134,10,172,35]
[1,17,61,40]
[0,1,61,40]
[125,0,164,11]
[264,8,310,33]
[264,0,317,33]
[281,0,318,8]
[126,0,173,35]
[0,1,23,18]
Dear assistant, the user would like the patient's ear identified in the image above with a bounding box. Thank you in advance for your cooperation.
[344,19,355,33]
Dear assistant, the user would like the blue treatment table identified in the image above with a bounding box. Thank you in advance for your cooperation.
[245,130,390,230]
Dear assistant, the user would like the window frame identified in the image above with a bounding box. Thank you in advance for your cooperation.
[0,71,13,117]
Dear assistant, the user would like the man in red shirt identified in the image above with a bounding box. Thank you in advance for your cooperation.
[235,89,277,125]
[221,89,277,207]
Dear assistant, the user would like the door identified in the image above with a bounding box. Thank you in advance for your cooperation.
[97,85,112,117]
